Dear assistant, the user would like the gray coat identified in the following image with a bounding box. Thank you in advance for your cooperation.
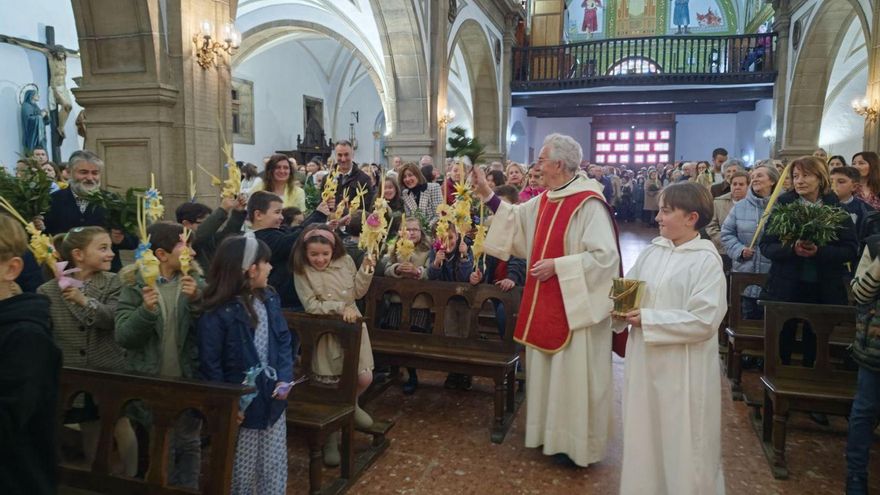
[720,188,772,296]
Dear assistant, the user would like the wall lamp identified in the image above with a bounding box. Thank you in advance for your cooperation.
[852,97,879,123]
[439,108,456,128]
[193,20,240,70]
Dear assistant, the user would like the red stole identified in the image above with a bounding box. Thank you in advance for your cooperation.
[513,190,627,356]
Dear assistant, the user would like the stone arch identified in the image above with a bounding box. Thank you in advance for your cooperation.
[783,1,866,153]
[233,20,391,124]
[368,0,430,138]
[448,19,501,156]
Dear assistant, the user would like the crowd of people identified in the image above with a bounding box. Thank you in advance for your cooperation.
[1,136,878,495]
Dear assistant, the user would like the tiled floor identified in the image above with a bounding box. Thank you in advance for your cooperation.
[284,222,880,495]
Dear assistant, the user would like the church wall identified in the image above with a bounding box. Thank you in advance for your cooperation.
[232,41,330,168]
[332,73,385,165]
[0,0,83,169]
[675,114,737,163]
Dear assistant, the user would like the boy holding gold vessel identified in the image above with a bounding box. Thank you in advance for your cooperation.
[613,182,728,495]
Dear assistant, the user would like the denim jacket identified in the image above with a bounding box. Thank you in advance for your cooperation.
[197,289,293,430]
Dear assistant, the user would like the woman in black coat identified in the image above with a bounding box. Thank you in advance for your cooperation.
[759,156,859,367]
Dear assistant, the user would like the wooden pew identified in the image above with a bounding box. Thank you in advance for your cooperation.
[364,277,524,443]
[57,367,249,494]
[284,312,390,495]
[754,301,857,479]
[724,271,767,401]
[717,254,732,354]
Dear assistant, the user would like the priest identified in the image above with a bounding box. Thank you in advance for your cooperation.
[471,133,620,466]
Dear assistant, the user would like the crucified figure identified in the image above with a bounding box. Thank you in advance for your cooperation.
[0,34,75,138]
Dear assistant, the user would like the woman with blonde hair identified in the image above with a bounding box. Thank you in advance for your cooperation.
[760,156,858,374]
[505,162,526,191]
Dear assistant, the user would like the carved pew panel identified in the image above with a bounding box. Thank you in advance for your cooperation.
[754,301,857,479]
[57,367,249,494]
[364,278,524,443]
[725,271,767,401]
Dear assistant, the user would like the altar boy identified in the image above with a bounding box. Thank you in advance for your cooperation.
[614,182,727,495]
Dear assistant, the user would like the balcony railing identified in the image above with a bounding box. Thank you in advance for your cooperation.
[512,33,777,91]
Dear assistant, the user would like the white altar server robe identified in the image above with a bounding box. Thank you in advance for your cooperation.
[619,234,727,495]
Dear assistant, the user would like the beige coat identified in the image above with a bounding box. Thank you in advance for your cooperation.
[705,192,734,252]
[294,255,374,377]
[382,247,431,309]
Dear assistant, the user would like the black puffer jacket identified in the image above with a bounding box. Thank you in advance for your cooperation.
[0,292,61,495]
[759,191,858,304]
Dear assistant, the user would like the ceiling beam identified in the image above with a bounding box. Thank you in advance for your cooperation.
[512,86,773,108]
[525,100,759,117]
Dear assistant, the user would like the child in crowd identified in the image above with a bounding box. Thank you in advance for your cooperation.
[281,206,305,227]
[846,234,880,494]
[342,214,365,269]
[615,182,727,495]
[36,226,136,475]
[177,196,247,269]
[114,221,204,489]
[291,225,375,467]
[470,188,525,337]
[0,215,62,495]
[381,216,433,394]
[428,226,475,390]
[248,190,328,310]
[831,166,875,248]
[198,235,293,494]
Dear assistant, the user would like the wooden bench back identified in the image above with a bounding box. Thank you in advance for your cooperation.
[728,271,767,335]
[283,312,362,407]
[58,367,250,494]
[761,301,857,387]
[364,277,523,353]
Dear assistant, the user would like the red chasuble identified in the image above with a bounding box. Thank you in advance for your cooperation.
[514,190,626,355]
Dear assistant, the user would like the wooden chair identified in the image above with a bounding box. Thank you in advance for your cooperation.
[724,271,767,401]
[364,278,524,443]
[57,367,249,494]
[755,301,858,479]
[285,312,390,495]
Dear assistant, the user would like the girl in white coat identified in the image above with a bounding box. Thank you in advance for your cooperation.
[614,182,728,495]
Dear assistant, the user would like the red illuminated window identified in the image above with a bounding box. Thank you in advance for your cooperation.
[592,122,674,166]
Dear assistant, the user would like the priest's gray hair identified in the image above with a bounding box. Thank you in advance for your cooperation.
[543,133,582,173]
[68,150,104,172]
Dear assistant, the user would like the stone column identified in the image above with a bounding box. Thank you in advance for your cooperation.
[770,0,791,160]
[373,0,434,167]
[864,4,880,151]
[430,0,451,172]
[489,13,521,165]
[71,0,234,212]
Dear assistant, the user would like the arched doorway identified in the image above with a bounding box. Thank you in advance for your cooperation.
[448,19,501,158]
[232,21,387,165]
[783,1,869,155]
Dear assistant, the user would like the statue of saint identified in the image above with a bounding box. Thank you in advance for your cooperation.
[1,35,75,138]
[21,88,48,153]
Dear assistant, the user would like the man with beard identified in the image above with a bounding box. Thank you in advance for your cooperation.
[42,150,136,272]
[331,140,375,208]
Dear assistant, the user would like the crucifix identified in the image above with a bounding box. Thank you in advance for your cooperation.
[0,26,79,162]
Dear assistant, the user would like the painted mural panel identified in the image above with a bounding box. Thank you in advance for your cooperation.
[565,0,608,41]
[667,0,729,34]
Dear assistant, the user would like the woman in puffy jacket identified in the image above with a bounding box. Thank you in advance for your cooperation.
[720,162,779,319]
